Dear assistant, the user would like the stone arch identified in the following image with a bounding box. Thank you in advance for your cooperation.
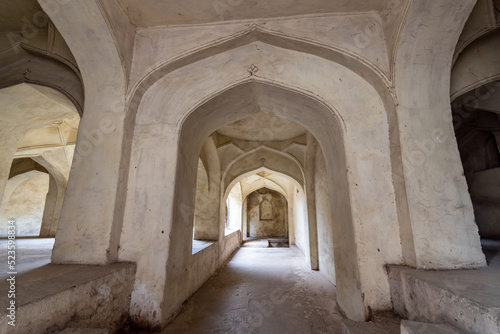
[451,29,500,100]
[126,25,395,116]
[121,40,401,327]
[0,170,49,236]
[227,167,305,250]
[0,154,68,238]
[0,83,78,227]
[222,146,305,193]
[169,79,364,319]
[224,166,301,202]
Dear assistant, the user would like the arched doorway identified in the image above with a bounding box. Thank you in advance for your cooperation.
[120,40,401,326]
[0,84,80,239]
[450,2,500,263]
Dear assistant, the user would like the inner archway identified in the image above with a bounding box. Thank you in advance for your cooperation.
[0,84,80,239]
[121,40,401,328]
[169,80,367,323]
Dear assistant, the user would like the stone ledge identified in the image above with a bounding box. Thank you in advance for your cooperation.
[0,263,135,334]
[388,265,500,334]
[401,320,462,334]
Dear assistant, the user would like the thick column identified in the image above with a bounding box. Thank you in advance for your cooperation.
[395,0,485,269]
[305,135,319,270]
[38,0,127,264]
[33,147,70,237]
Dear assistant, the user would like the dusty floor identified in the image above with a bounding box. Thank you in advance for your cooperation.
[157,246,344,334]
[1,238,499,333]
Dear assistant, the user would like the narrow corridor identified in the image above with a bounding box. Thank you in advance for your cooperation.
[159,246,343,334]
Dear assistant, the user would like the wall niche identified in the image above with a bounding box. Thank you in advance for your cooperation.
[247,188,287,238]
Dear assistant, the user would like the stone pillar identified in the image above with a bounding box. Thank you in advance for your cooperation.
[38,0,127,264]
[305,135,319,270]
[395,0,485,269]
[33,147,70,238]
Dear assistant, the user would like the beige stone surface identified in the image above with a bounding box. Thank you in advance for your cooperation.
[0,0,497,332]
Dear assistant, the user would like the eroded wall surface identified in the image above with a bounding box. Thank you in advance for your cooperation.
[247,188,287,238]
[32,0,491,329]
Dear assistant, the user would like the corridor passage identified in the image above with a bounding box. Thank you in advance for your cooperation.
[160,246,343,334]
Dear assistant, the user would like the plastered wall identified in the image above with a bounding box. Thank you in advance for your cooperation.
[246,188,287,238]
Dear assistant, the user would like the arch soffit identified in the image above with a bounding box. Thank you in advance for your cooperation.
[451,30,500,100]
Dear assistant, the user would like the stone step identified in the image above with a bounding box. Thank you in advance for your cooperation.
[56,329,108,334]
[341,319,400,334]
[401,320,462,334]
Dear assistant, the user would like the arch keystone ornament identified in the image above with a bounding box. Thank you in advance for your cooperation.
[248,64,259,75]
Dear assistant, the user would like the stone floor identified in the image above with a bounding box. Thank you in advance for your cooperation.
[158,246,344,334]
[1,238,499,333]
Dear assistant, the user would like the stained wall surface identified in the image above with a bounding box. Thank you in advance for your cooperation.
[247,188,287,238]
[14,0,493,331]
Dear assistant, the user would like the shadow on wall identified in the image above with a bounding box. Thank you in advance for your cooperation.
[453,90,500,240]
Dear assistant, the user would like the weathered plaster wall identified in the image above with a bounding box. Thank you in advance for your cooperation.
[1,1,495,332]
[123,38,400,322]
[395,0,485,269]
[220,231,241,264]
[315,148,336,285]
[39,0,128,265]
[0,263,135,334]
[246,188,287,238]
